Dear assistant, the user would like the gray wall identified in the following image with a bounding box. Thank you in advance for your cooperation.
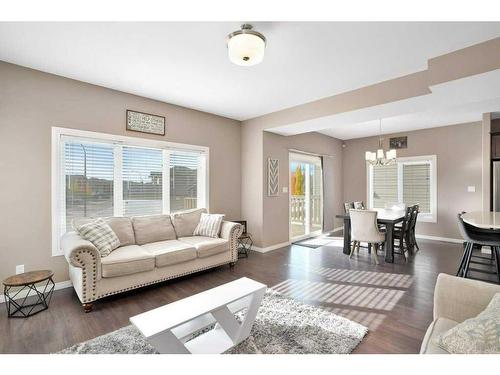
[0,61,242,283]
[342,122,483,239]
[262,131,344,248]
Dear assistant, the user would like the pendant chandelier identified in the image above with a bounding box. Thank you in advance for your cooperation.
[365,119,397,166]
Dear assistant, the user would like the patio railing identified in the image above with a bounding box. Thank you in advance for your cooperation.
[290,195,321,225]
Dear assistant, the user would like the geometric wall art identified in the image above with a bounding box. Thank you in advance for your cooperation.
[267,158,279,197]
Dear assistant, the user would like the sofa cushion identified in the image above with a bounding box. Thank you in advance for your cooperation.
[141,240,197,267]
[420,317,458,354]
[178,236,229,258]
[106,217,135,246]
[72,216,135,246]
[75,218,120,257]
[101,245,155,278]
[132,215,176,245]
[437,293,500,354]
[171,208,207,237]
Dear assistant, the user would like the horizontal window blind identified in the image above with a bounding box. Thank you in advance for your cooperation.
[170,151,199,213]
[123,146,163,216]
[54,129,209,255]
[402,163,431,213]
[372,164,398,209]
[63,141,114,232]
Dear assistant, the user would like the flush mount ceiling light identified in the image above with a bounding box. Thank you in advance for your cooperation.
[227,24,266,66]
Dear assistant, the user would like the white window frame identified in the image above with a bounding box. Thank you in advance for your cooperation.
[51,127,210,256]
[366,155,437,223]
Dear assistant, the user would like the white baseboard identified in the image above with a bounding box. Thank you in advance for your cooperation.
[0,280,72,304]
[252,241,291,253]
[415,234,463,244]
[331,226,343,233]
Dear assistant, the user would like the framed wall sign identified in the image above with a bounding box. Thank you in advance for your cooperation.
[126,110,166,136]
[389,136,407,149]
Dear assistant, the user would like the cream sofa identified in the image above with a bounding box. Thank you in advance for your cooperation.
[420,273,500,354]
[61,208,243,312]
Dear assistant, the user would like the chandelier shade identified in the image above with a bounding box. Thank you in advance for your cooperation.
[365,119,397,166]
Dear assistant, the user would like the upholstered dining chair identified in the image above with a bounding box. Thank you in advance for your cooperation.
[349,209,385,265]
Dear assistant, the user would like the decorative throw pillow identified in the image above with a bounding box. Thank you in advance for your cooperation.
[76,218,120,257]
[437,293,500,354]
[193,213,225,238]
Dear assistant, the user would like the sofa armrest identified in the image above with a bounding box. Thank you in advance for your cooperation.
[220,221,243,261]
[433,273,500,323]
[61,231,101,303]
[61,231,101,271]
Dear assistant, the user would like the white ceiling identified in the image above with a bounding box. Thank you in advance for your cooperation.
[270,69,500,139]
[1,22,500,122]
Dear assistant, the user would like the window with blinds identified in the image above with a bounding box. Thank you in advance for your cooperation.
[371,164,398,209]
[63,142,114,231]
[368,155,436,222]
[402,163,431,213]
[170,151,201,213]
[123,146,163,216]
[53,128,209,254]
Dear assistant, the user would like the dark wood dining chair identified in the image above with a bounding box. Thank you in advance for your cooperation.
[344,202,355,214]
[408,204,420,252]
[393,206,413,261]
[457,212,500,284]
[353,201,365,209]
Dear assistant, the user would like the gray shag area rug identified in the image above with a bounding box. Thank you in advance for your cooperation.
[59,291,367,354]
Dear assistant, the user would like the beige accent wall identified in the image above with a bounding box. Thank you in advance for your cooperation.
[262,132,343,248]
[0,61,241,283]
[342,122,483,240]
[241,120,265,246]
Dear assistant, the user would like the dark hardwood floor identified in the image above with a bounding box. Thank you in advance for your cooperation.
[0,238,471,353]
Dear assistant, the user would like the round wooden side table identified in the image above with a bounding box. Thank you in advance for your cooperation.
[3,270,55,318]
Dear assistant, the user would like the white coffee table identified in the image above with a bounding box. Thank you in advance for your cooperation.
[130,277,267,354]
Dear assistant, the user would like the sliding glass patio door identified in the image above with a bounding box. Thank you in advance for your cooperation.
[289,152,323,240]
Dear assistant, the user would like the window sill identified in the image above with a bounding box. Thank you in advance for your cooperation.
[417,215,437,223]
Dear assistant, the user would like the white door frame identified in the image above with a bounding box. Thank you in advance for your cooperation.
[288,152,323,242]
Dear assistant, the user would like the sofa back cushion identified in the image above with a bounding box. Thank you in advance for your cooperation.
[73,217,135,246]
[132,214,176,245]
[171,208,207,237]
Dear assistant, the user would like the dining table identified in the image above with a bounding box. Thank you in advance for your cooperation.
[336,208,406,263]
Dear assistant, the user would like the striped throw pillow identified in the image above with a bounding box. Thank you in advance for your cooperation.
[76,218,120,257]
[193,213,225,238]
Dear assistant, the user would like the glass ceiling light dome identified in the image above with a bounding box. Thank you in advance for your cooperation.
[227,24,266,66]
